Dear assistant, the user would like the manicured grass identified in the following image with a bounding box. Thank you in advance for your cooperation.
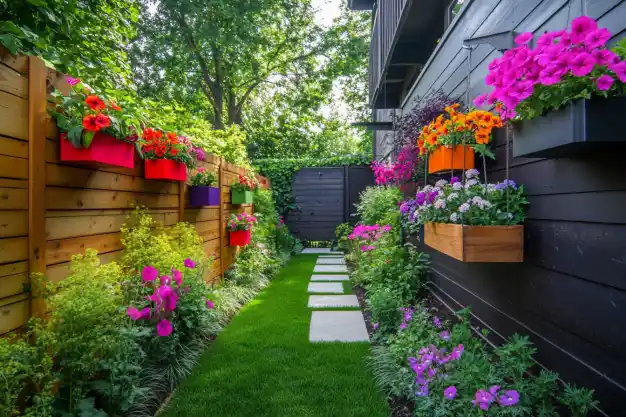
[160,255,389,417]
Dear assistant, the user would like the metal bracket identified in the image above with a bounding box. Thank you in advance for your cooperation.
[463,30,517,52]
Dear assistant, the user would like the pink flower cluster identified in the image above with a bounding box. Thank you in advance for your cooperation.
[477,16,625,120]
[372,146,420,185]
[348,224,392,252]
[127,259,214,337]
[227,212,257,232]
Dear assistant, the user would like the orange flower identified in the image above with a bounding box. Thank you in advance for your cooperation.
[94,114,110,129]
[166,132,178,143]
[475,130,490,144]
[109,100,121,111]
[85,95,106,111]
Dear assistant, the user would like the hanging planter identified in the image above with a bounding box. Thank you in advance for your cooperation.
[231,190,253,205]
[60,132,134,168]
[229,230,251,247]
[513,96,626,158]
[231,173,258,205]
[144,159,187,181]
[428,145,475,174]
[424,223,523,262]
[189,186,220,206]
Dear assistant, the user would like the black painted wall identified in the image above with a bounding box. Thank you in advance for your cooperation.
[389,0,626,415]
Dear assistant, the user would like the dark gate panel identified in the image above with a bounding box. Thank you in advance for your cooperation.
[347,165,375,225]
[288,168,345,241]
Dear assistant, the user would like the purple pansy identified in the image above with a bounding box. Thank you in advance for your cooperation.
[439,330,450,341]
[444,386,457,400]
[156,319,173,337]
[498,390,520,406]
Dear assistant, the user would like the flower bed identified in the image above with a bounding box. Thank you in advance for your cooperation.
[189,168,220,206]
[227,212,257,246]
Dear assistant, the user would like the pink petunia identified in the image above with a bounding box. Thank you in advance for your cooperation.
[610,61,626,82]
[514,32,533,45]
[156,319,173,337]
[570,16,598,44]
[568,52,596,76]
[142,265,159,282]
[536,32,557,47]
[473,93,488,107]
[66,76,80,86]
[127,307,142,320]
[172,269,182,286]
[585,28,612,49]
[596,74,614,91]
[206,299,215,309]
[158,285,178,311]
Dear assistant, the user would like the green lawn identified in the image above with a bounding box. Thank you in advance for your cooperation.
[160,255,389,417]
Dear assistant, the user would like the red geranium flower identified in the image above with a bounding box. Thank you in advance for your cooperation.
[166,132,177,142]
[155,145,166,157]
[170,147,178,156]
[85,95,106,111]
[109,100,121,111]
[94,114,110,129]
[82,115,100,132]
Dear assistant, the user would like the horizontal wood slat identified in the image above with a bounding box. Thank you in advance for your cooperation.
[0,210,28,238]
[46,232,123,265]
[46,188,179,210]
[0,136,28,158]
[0,236,28,264]
[0,63,27,98]
[0,90,28,140]
[0,272,28,299]
[0,154,28,179]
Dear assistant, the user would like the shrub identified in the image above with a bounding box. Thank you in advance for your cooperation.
[356,186,403,226]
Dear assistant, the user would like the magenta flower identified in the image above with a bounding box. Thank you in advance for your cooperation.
[568,52,596,76]
[498,390,520,406]
[439,330,450,341]
[585,28,612,49]
[537,32,557,47]
[570,16,598,44]
[66,76,80,86]
[172,269,182,286]
[472,389,494,410]
[158,285,178,311]
[156,319,173,337]
[610,61,626,82]
[194,147,205,161]
[184,258,197,269]
[127,307,142,320]
[206,299,215,309]
[432,316,442,328]
[399,322,407,330]
[160,275,170,285]
[539,65,564,85]
[596,74,614,91]
[473,93,488,107]
[514,32,533,45]
[444,386,457,400]
[489,385,501,396]
[372,322,379,329]
[449,344,464,360]
[142,265,158,282]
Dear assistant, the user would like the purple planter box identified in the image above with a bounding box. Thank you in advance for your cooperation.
[189,186,220,206]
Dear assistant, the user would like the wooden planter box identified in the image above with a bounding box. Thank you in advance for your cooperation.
[513,96,626,158]
[229,230,251,246]
[144,159,187,181]
[60,133,134,168]
[424,223,523,263]
[232,189,253,205]
[428,145,475,174]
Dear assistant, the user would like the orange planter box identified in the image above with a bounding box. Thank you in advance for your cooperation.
[424,223,523,263]
[428,145,475,174]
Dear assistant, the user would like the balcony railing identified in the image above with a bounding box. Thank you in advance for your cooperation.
[369,0,409,108]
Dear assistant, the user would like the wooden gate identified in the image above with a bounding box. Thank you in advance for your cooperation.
[286,166,374,241]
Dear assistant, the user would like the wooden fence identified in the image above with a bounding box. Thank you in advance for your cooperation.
[0,50,268,336]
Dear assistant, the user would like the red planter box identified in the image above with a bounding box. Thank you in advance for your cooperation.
[60,133,134,168]
[144,159,187,181]
[229,230,251,247]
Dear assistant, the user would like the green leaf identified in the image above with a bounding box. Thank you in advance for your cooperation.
[82,130,95,148]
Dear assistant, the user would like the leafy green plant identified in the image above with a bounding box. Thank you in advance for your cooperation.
[188,124,249,167]
[355,186,403,226]
[254,155,371,215]
[334,222,353,251]
[189,167,218,187]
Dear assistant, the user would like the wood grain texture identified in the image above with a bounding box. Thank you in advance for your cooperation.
[0,90,28,140]
[46,188,178,210]
[0,187,27,209]
[0,272,28,299]
[46,232,123,265]
[0,48,29,74]
[0,236,28,264]
[0,210,27,238]
[0,154,28,180]
[0,62,27,98]
[0,297,29,335]
[0,261,27,277]
[0,135,28,158]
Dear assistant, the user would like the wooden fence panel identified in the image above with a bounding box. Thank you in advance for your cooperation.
[0,51,268,335]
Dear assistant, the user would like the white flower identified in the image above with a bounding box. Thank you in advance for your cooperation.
[447,192,459,201]
[465,168,480,179]
[487,184,497,193]
[435,179,448,188]
[465,179,478,189]
[480,201,493,209]
[452,182,463,191]
[434,199,446,209]
[423,185,433,193]
[450,213,458,223]
[459,203,470,213]
[471,196,484,205]
[433,186,442,193]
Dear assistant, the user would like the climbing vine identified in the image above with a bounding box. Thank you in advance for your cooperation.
[254,155,372,215]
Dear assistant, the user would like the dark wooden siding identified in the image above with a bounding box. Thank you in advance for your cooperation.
[398,0,626,415]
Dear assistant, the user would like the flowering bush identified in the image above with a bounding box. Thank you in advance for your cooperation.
[348,224,392,252]
[190,167,217,187]
[141,128,195,167]
[50,77,142,148]
[227,212,258,231]
[402,169,528,226]
[231,173,258,192]
[478,16,626,121]
[372,145,421,185]
[417,104,502,159]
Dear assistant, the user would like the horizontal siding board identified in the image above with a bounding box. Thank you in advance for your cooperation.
[46,232,123,265]
[0,272,28,299]
[0,154,28,180]
[0,260,27,277]
[0,236,27,264]
[46,188,179,210]
[0,90,27,141]
[0,210,27,238]
[0,298,29,335]
[0,63,27,98]
[526,192,626,223]
[0,136,28,158]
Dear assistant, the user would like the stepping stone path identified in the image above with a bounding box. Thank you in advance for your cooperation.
[310,274,349,281]
[308,282,344,293]
[301,249,344,254]
[307,252,369,343]
[313,264,348,273]
[308,295,359,308]
[316,258,346,265]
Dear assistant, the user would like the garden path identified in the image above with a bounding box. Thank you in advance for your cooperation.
[159,254,388,417]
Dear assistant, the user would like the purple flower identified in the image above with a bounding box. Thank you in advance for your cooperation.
[439,330,450,341]
[372,322,379,329]
[585,28,611,49]
[498,390,520,406]
[444,386,457,400]
[415,191,426,206]
[160,275,170,285]
[66,76,80,86]
[489,385,501,396]
[473,93,489,107]
[472,389,494,411]
[427,191,438,204]
[415,384,429,397]
[206,299,215,309]
[568,52,596,77]
[449,344,464,360]
[194,147,206,161]
[450,176,460,184]
[158,285,178,311]
[399,322,407,330]
[432,316,442,328]
[156,319,173,337]
[172,269,182,286]
[142,265,158,282]
[514,32,533,45]
[184,258,196,269]
[596,74,614,91]
[610,61,626,82]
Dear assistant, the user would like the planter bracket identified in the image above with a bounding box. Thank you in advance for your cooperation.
[463,30,517,52]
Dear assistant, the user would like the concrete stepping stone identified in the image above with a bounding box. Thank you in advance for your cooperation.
[314,265,348,273]
[316,258,346,265]
[309,311,369,342]
[310,274,349,281]
[318,255,344,258]
[308,295,359,308]
[307,282,344,293]
[301,248,331,254]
